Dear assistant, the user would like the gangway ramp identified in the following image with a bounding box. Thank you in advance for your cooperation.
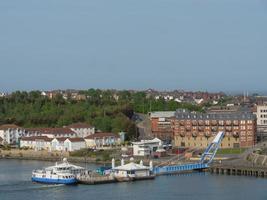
[153,131,224,175]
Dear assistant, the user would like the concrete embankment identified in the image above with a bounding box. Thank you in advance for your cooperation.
[0,149,100,164]
[210,165,267,178]
[210,152,267,178]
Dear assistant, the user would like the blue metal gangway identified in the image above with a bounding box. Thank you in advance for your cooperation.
[153,131,225,175]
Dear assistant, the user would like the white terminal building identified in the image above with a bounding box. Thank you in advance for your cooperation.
[132,138,163,157]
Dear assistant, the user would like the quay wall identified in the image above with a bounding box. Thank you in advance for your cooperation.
[210,165,267,178]
[0,149,98,163]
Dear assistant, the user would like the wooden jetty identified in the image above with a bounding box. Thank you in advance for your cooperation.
[210,164,267,178]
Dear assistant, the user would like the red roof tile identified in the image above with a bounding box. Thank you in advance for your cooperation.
[20,136,52,142]
[54,137,69,142]
[0,124,20,130]
[25,128,76,135]
[85,132,119,139]
[66,123,93,128]
[67,138,85,142]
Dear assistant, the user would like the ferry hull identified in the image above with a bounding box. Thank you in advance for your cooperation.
[31,177,77,185]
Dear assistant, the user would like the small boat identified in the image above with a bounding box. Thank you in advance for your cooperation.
[32,158,85,185]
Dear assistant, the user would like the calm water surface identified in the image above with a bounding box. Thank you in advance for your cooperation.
[1,159,267,200]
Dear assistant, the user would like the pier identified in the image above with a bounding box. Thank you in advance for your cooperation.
[77,173,116,185]
[210,165,267,178]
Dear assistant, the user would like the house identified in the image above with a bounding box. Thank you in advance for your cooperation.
[20,136,52,150]
[25,128,77,138]
[84,132,120,148]
[51,137,66,151]
[51,137,86,152]
[64,138,86,152]
[24,128,43,137]
[66,123,95,138]
[0,124,25,145]
[132,138,163,157]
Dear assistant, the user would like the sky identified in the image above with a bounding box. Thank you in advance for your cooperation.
[0,0,267,93]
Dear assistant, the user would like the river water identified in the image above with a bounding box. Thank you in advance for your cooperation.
[0,159,267,200]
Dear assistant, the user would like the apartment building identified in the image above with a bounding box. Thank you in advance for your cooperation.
[173,109,256,149]
[150,111,175,141]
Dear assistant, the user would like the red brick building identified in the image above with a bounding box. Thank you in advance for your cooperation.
[150,111,175,141]
[173,109,256,149]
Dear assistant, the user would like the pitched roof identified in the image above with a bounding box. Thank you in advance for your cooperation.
[53,137,68,142]
[85,132,119,139]
[66,122,93,128]
[20,136,52,142]
[114,162,149,171]
[150,111,175,118]
[53,137,85,142]
[25,128,76,135]
[0,124,20,130]
[67,138,85,142]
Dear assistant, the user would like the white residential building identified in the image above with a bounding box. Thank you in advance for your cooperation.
[0,124,25,145]
[21,136,85,152]
[64,138,86,151]
[51,138,66,151]
[66,123,95,138]
[84,132,120,148]
[25,128,77,139]
[20,136,52,151]
[132,138,163,157]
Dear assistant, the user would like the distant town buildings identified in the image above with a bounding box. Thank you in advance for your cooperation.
[145,89,225,105]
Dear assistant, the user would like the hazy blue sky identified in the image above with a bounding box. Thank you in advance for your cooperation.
[0,0,267,93]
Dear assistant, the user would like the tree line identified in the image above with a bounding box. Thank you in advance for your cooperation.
[0,90,204,140]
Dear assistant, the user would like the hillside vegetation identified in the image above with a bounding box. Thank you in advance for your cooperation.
[0,89,203,140]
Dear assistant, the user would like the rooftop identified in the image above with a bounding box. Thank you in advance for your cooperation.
[150,111,175,118]
[66,122,93,129]
[0,124,20,130]
[175,109,256,120]
[26,128,76,135]
[114,161,150,171]
[20,136,53,142]
[53,137,85,142]
[85,132,119,139]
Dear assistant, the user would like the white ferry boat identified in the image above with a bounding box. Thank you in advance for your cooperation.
[32,158,85,185]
